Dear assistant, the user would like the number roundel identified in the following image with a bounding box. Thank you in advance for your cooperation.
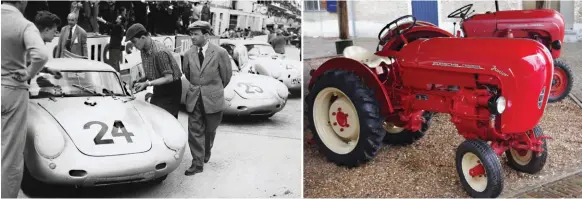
[238,82,263,94]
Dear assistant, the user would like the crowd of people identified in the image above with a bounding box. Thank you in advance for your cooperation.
[23,0,213,36]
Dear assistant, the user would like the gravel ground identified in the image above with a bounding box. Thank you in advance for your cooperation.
[303,98,582,198]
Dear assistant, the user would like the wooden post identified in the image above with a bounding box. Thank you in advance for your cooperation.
[338,0,349,39]
[335,0,353,55]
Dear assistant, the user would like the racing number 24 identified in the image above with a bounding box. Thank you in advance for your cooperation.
[84,121,134,145]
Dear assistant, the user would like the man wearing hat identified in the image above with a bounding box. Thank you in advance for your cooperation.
[182,21,232,176]
[125,23,183,118]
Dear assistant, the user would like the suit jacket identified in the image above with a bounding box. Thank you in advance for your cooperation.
[56,25,87,58]
[182,43,232,114]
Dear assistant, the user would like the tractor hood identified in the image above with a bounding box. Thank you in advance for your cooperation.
[399,37,554,133]
[36,97,152,156]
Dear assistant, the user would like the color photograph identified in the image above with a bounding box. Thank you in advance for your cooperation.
[303,0,582,198]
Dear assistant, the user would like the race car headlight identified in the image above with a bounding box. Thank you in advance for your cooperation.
[225,88,236,101]
[271,69,282,79]
[277,87,289,99]
[32,117,67,159]
[488,95,506,115]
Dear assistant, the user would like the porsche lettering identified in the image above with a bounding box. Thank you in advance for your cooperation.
[432,62,483,69]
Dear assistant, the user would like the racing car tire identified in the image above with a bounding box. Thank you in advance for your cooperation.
[548,60,573,103]
[21,165,51,196]
[505,125,547,174]
[306,69,385,168]
[152,174,168,184]
[382,111,433,145]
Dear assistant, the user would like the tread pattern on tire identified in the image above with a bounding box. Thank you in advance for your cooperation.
[306,69,385,168]
[456,139,504,198]
[549,59,573,103]
[505,125,548,174]
[383,111,433,146]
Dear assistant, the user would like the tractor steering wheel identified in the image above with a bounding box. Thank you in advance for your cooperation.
[448,4,473,20]
[377,15,417,51]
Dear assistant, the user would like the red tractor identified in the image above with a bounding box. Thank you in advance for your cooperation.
[448,1,573,103]
[306,16,552,198]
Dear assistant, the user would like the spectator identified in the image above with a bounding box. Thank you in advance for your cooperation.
[56,13,88,58]
[269,30,292,55]
[97,15,125,72]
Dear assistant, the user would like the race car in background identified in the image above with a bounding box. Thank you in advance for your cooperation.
[219,39,301,93]
[22,58,186,193]
[123,49,289,119]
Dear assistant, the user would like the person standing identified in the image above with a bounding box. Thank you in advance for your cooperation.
[56,12,88,58]
[269,29,292,55]
[125,23,183,118]
[182,21,232,176]
[1,1,50,198]
[97,15,125,72]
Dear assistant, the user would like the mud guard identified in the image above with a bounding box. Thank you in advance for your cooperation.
[309,57,394,115]
[382,26,454,52]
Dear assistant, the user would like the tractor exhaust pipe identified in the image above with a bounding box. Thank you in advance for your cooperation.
[495,0,499,12]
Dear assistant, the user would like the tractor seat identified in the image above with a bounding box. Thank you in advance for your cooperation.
[343,46,393,68]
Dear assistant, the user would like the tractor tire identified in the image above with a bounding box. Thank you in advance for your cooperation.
[505,125,547,174]
[306,69,385,168]
[456,139,504,198]
[382,111,433,145]
[548,60,573,103]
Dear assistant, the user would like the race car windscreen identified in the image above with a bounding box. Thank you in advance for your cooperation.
[29,71,127,98]
[246,44,276,57]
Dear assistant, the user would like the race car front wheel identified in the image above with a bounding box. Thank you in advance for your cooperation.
[306,69,385,168]
[549,60,573,103]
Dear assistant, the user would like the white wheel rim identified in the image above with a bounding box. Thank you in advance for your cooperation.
[313,87,360,154]
[461,152,488,192]
[510,148,533,166]
[383,121,405,134]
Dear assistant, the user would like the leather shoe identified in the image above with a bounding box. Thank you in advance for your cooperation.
[184,165,203,176]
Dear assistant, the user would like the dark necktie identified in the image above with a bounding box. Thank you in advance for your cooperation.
[67,26,73,51]
[198,48,204,67]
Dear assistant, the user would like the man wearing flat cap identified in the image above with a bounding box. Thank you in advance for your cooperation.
[182,21,232,176]
[125,23,183,118]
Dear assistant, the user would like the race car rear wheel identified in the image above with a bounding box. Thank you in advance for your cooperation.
[456,139,503,198]
[306,69,385,168]
[506,125,547,174]
[382,111,433,145]
[548,60,573,103]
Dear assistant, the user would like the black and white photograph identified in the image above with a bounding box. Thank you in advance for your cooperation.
[1,0,302,198]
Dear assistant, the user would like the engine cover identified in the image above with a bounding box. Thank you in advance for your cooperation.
[397,37,553,133]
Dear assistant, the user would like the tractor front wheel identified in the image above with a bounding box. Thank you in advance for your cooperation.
[382,111,433,145]
[506,125,548,174]
[549,60,573,103]
[456,139,503,198]
[306,70,385,168]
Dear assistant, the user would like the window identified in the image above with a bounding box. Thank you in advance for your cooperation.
[305,0,324,11]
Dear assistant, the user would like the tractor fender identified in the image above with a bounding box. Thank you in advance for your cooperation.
[382,26,454,52]
[309,57,394,115]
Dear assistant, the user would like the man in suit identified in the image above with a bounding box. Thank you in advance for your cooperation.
[182,21,232,176]
[56,12,87,58]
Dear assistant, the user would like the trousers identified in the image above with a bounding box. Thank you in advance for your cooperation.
[188,98,223,167]
[1,86,29,198]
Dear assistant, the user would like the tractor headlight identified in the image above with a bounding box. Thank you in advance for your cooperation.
[488,95,506,115]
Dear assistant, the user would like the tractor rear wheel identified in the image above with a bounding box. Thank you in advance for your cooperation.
[456,139,504,198]
[549,60,573,103]
[506,125,547,174]
[306,70,385,168]
[382,111,433,145]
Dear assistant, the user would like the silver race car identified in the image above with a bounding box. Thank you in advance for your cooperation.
[23,58,186,191]
[219,39,301,92]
